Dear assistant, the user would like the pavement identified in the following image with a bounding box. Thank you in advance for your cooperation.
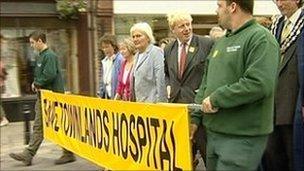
[0,122,101,171]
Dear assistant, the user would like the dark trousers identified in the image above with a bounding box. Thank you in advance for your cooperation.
[206,130,267,171]
[264,125,293,171]
[192,124,206,162]
[24,95,73,158]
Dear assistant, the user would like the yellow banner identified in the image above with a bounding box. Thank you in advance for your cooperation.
[41,90,192,170]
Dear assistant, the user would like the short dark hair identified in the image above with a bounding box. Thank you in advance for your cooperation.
[29,30,46,43]
[298,0,303,8]
[99,34,119,53]
[226,0,254,14]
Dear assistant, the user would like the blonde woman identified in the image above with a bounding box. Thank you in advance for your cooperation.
[114,38,136,101]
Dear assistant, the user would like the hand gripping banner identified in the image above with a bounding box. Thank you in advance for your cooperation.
[41,90,192,170]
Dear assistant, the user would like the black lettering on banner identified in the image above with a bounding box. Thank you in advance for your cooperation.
[146,117,152,167]
[120,113,128,159]
[96,109,103,149]
[62,103,72,137]
[112,112,120,155]
[42,95,184,170]
[170,122,182,171]
[103,110,110,152]
[72,105,82,141]
[137,116,147,163]
[67,104,77,139]
[66,103,74,138]
[81,108,90,143]
[88,108,97,147]
[160,120,170,170]
[43,99,59,132]
[150,118,160,169]
[129,114,139,162]
[43,99,50,127]
[53,101,60,132]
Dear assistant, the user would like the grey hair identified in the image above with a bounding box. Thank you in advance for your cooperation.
[130,22,155,44]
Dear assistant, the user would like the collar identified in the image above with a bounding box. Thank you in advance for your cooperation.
[104,54,116,61]
[39,47,49,55]
[139,44,153,55]
[226,19,256,37]
[285,8,302,26]
[177,36,192,47]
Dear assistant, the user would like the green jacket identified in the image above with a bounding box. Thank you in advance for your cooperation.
[191,20,280,136]
[34,48,64,93]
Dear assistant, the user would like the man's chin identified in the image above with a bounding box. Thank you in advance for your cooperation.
[184,35,191,41]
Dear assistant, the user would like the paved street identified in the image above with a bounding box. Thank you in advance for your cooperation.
[0,122,101,170]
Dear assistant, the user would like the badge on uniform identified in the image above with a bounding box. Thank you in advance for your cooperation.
[189,47,195,53]
[212,50,218,58]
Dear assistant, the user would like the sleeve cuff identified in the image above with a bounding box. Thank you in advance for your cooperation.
[190,109,203,126]
[209,93,219,108]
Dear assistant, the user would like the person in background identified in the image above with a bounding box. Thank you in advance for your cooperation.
[0,59,9,127]
[264,0,304,171]
[255,16,272,29]
[158,37,175,50]
[114,38,136,101]
[130,22,166,103]
[164,10,213,167]
[209,26,226,40]
[98,34,123,99]
[190,0,280,170]
[9,31,76,166]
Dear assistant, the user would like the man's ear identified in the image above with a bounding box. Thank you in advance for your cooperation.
[229,2,237,13]
[171,29,175,34]
[170,26,175,34]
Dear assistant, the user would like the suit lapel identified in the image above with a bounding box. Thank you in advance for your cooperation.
[277,18,284,43]
[134,44,152,71]
[279,42,297,74]
[167,41,179,79]
[171,41,179,77]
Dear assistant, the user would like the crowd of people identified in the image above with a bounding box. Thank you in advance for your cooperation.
[2,0,303,171]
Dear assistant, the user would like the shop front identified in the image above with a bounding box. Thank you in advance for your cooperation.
[0,0,92,122]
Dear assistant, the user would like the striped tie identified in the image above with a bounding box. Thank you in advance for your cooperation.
[281,19,291,43]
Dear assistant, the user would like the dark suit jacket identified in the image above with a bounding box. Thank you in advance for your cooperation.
[274,11,304,125]
[164,35,213,103]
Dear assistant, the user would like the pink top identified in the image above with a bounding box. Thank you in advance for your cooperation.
[116,60,133,101]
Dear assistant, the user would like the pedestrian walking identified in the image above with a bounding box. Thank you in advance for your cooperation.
[9,30,76,166]
[0,59,9,127]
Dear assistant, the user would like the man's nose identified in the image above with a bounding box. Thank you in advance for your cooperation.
[185,25,190,32]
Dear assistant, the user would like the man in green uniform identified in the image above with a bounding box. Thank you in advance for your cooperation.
[9,31,76,166]
[190,0,280,170]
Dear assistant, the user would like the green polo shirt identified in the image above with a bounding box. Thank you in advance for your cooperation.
[34,48,64,93]
[191,19,280,136]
